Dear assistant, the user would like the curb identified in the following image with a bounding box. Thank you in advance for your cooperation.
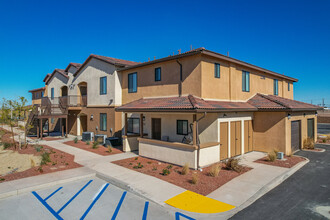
[0,169,96,200]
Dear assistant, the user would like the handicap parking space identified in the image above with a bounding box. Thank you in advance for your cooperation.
[0,177,200,220]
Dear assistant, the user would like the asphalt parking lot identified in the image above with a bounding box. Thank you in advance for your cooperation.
[0,177,196,220]
[317,123,330,134]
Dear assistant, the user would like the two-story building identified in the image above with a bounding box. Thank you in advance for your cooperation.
[117,48,321,169]
[28,47,321,169]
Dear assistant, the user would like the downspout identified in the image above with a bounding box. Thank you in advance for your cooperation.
[196,112,207,170]
[176,60,182,97]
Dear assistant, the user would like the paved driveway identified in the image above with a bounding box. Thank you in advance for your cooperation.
[231,144,330,220]
[318,123,330,135]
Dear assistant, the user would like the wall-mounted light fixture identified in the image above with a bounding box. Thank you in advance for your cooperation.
[90,114,94,120]
[223,114,227,118]
[303,113,306,117]
[288,113,291,119]
[315,112,318,116]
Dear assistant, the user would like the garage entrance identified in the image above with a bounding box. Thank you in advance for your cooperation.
[291,120,301,152]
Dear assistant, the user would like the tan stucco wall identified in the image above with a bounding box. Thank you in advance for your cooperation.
[123,136,139,152]
[68,107,122,137]
[72,58,122,106]
[253,112,287,153]
[121,54,202,104]
[200,54,294,101]
[285,112,317,154]
[47,72,69,98]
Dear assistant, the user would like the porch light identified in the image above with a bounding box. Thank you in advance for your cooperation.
[223,114,227,118]
[288,113,291,119]
[303,113,306,117]
[315,112,318,116]
[90,114,94,120]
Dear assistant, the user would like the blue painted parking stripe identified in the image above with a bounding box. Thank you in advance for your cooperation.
[175,212,195,220]
[57,179,93,214]
[142,201,149,220]
[44,187,63,201]
[80,183,109,220]
[32,191,63,220]
[111,191,127,220]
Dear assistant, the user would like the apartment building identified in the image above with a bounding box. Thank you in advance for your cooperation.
[28,47,321,169]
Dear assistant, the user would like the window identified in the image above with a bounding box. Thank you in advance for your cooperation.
[214,63,220,78]
[100,76,107,95]
[128,72,137,93]
[100,113,107,131]
[177,120,188,135]
[242,71,250,92]
[51,118,54,124]
[51,88,54,99]
[155,67,161,81]
[127,118,140,134]
[288,82,290,91]
[274,79,278,95]
[41,91,44,97]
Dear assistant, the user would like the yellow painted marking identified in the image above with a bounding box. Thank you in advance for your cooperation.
[165,190,235,213]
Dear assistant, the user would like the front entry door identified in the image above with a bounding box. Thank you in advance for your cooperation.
[152,118,161,140]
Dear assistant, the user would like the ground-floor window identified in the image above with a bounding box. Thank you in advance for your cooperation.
[307,118,314,139]
[177,120,188,135]
[100,113,107,131]
[128,118,140,134]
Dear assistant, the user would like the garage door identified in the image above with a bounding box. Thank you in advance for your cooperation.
[291,120,301,152]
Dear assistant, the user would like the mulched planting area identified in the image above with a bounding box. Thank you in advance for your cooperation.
[255,156,306,168]
[64,140,123,156]
[113,156,252,196]
[0,128,81,183]
[317,138,330,144]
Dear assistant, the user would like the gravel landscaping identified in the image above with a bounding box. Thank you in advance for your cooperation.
[64,140,123,156]
[113,156,252,196]
[255,155,306,168]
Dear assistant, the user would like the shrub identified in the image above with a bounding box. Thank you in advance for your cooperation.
[209,164,221,177]
[303,138,315,149]
[267,151,277,162]
[0,178,5,182]
[86,141,90,145]
[273,148,279,155]
[74,137,78,144]
[129,163,132,165]
[167,165,173,169]
[225,158,242,172]
[40,152,51,165]
[134,157,138,160]
[3,142,12,149]
[191,173,199,184]
[133,162,144,169]
[322,139,326,143]
[147,161,152,164]
[181,163,189,175]
[37,166,43,173]
[152,166,157,171]
[161,168,171,176]
[92,141,99,149]
[34,145,43,152]
[107,145,112,153]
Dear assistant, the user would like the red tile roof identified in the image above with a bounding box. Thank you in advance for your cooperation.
[74,54,139,77]
[64,62,82,72]
[43,73,51,82]
[116,95,257,112]
[248,94,322,111]
[29,87,45,93]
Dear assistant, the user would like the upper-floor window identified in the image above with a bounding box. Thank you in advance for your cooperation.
[127,118,140,134]
[100,76,107,95]
[242,71,250,92]
[51,88,54,100]
[41,91,44,97]
[274,79,279,95]
[177,120,188,135]
[100,113,107,131]
[288,82,290,91]
[128,72,137,93]
[155,67,161,81]
[214,63,220,78]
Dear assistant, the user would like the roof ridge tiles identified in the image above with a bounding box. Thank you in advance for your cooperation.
[257,93,289,109]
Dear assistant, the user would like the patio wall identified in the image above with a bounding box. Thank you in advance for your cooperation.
[138,138,220,169]
[123,135,139,152]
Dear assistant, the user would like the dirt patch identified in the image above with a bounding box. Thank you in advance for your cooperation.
[0,144,81,183]
[64,140,123,156]
[254,155,306,168]
[113,157,252,196]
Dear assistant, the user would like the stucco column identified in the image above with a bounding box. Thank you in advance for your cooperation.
[140,113,143,137]
[193,114,197,146]
[124,113,128,136]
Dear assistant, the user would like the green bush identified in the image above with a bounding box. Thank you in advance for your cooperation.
[161,168,171,176]
[34,145,43,152]
[86,141,90,145]
[3,142,12,149]
[322,139,326,143]
[166,165,173,169]
[92,141,99,149]
[74,137,78,144]
[40,152,51,165]
[133,162,144,169]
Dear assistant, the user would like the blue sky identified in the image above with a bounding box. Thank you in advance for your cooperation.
[0,0,329,106]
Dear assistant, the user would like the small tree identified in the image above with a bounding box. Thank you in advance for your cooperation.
[17,96,27,120]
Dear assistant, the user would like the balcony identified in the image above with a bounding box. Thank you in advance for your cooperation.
[40,95,87,116]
